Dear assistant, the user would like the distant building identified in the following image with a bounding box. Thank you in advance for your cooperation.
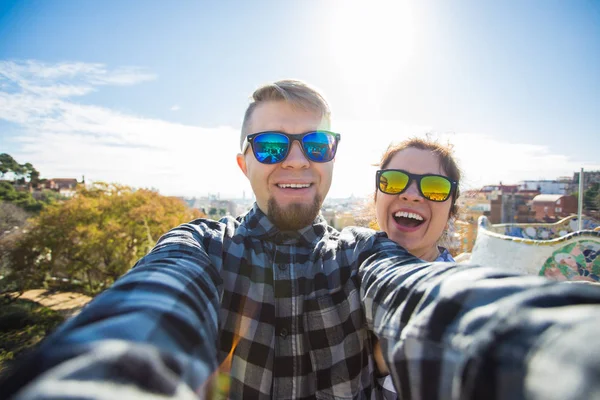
[518,180,568,195]
[532,194,578,220]
[454,192,493,255]
[487,188,537,224]
[320,208,356,230]
[190,197,239,217]
[41,178,79,197]
[46,178,78,190]
[480,184,519,197]
[454,220,477,255]
[456,193,490,223]
[333,212,356,230]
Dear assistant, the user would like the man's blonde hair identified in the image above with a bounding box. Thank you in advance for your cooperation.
[240,79,331,150]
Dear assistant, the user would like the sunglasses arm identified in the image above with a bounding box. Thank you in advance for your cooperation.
[241,136,250,154]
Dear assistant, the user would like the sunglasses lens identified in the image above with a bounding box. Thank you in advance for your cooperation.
[302,131,338,162]
[421,175,452,201]
[252,133,289,164]
[379,170,409,194]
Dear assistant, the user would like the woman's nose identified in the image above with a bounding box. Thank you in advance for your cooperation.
[400,181,423,202]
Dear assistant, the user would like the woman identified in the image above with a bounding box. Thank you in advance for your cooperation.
[374,137,460,262]
[372,137,461,397]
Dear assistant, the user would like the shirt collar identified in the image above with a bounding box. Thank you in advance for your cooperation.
[239,203,328,246]
[436,246,455,262]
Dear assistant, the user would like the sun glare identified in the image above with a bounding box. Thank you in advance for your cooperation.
[329,1,416,85]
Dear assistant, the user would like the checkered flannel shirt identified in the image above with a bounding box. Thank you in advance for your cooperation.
[2,204,412,399]
[4,204,600,399]
[379,248,455,399]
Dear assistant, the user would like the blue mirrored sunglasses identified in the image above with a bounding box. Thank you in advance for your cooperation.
[242,131,341,164]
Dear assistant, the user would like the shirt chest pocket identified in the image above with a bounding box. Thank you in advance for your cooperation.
[303,284,371,400]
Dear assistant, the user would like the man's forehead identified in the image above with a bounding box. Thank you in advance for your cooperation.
[249,101,331,132]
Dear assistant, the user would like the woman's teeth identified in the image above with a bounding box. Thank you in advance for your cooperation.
[394,211,423,221]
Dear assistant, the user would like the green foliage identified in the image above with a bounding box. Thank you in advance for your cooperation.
[0,154,21,177]
[0,153,50,213]
[0,299,65,376]
[583,183,599,212]
[37,190,67,205]
[0,154,40,185]
[4,183,206,295]
[0,182,44,212]
[208,207,228,219]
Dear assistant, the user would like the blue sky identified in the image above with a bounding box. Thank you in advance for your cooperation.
[1,0,599,198]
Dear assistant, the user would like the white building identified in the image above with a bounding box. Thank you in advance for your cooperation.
[517,180,568,195]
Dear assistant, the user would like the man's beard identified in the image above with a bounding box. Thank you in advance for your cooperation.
[268,194,323,231]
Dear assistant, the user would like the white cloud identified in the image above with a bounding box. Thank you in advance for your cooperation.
[170,105,180,111]
[1,59,251,198]
[2,60,598,200]
[329,121,600,199]
[0,60,156,99]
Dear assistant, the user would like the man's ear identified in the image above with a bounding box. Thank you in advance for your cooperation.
[236,153,248,176]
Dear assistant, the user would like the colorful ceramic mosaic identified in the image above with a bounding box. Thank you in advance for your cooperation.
[539,240,600,282]
[486,216,599,241]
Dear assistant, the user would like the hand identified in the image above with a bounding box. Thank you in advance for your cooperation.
[373,340,389,375]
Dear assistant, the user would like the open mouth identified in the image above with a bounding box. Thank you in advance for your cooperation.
[393,211,425,228]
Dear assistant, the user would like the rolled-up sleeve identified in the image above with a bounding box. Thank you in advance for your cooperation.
[360,251,600,400]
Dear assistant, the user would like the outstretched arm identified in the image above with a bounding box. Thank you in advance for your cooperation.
[1,221,225,399]
[361,251,600,400]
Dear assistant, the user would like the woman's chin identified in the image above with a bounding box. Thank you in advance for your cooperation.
[389,234,419,253]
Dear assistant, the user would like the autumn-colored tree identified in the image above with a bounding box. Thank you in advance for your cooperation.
[4,183,205,294]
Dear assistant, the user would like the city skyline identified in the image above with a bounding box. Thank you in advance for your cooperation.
[1,1,599,198]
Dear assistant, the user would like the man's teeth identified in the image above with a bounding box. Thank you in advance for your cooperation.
[394,211,423,221]
[277,183,311,189]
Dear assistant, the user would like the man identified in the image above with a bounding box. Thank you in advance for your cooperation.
[2,80,600,400]
[2,79,409,399]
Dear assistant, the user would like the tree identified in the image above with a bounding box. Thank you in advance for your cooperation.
[0,154,39,184]
[583,183,599,212]
[0,182,44,212]
[0,201,30,237]
[0,154,63,212]
[0,201,31,281]
[4,183,206,294]
[0,154,22,178]
[18,162,41,187]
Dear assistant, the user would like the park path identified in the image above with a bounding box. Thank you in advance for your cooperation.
[17,289,92,318]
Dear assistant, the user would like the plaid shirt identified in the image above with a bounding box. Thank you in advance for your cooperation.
[379,248,455,399]
[4,205,600,399]
[3,204,411,399]
[210,204,408,398]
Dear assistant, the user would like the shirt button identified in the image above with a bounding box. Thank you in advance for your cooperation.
[279,328,288,339]
[278,264,287,271]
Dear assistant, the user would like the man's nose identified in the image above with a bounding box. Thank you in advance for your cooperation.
[281,141,309,169]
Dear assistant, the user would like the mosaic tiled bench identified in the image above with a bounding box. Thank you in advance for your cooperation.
[469,216,600,282]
